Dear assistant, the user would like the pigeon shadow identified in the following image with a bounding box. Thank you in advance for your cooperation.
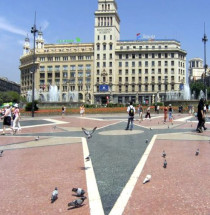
[72,194,85,197]
[67,204,85,210]
[80,167,91,170]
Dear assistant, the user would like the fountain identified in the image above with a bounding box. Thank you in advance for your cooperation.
[49,85,59,102]
[198,90,205,100]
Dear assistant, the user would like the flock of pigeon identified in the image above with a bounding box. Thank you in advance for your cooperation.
[51,187,87,208]
[143,147,201,184]
[48,125,97,209]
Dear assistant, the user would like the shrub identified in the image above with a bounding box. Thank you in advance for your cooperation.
[25,100,39,111]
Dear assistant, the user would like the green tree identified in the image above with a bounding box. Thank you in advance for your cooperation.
[0,91,20,105]
[190,81,205,99]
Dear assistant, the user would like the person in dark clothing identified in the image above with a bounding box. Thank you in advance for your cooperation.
[125,101,135,130]
[197,98,207,133]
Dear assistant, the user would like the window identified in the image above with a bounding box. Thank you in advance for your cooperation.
[139,54,142,58]
[152,69,155,74]
[55,65,60,71]
[97,77,99,82]
[158,85,161,91]
[132,77,135,82]
[104,35,106,40]
[40,73,45,78]
[47,66,52,71]
[103,44,106,50]
[70,56,76,61]
[165,61,168,66]
[109,62,112,67]
[158,53,161,58]
[139,85,141,91]
[78,65,83,70]
[55,57,60,61]
[145,61,148,67]
[145,69,148,74]
[165,68,168,74]
[119,77,122,82]
[78,56,83,60]
[40,66,45,71]
[97,69,100,75]
[40,57,45,62]
[132,69,135,74]
[132,62,135,67]
[97,44,100,50]
[132,54,135,59]
[119,69,122,75]
[138,69,142,74]
[110,44,112,50]
[78,72,83,77]
[132,85,135,92]
[125,62,129,67]
[103,54,106,60]
[152,61,155,66]
[119,62,122,67]
[63,72,68,78]
[98,35,100,40]
[138,61,142,66]
[158,61,161,66]
[171,61,174,66]
[97,62,100,67]
[103,62,106,67]
[171,53,174,58]
[125,77,128,82]
[110,54,112,59]
[109,69,112,75]
[86,64,91,70]
[152,85,155,91]
[158,69,161,74]
[110,35,112,40]
[48,57,53,61]
[97,54,100,60]
[152,53,155,58]
[145,54,148,58]
[119,54,122,59]
[126,54,129,59]
[70,72,75,78]
[138,77,142,82]
[63,56,68,61]
[125,69,128,75]
[165,53,168,58]
[70,65,76,71]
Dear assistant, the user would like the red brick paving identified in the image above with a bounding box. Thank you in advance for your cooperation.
[0,142,89,215]
[123,139,210,215]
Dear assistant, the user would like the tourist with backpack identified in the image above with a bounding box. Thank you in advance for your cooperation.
[125,101,135,131]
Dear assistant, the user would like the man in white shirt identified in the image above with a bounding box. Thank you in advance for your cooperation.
[125,101,135,131]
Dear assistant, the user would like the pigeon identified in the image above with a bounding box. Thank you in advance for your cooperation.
[162,150,166,158]
[145,139,148,144]
[53,125,57,130]
[35,136,39,141]
[150,127,152,130]
[143,174,151,184]
[72,188,85,197]
[68,197,86,208]
[51,187,58,203]
[195,148,199,156]
[163,160,167,168]
[0,150,3,157]
[82,127,97,139]
[85,155,90,161]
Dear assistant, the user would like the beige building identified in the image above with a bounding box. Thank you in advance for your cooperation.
[19,0,187,105]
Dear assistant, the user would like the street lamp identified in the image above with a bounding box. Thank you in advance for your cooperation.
[31,13,38,117]
[202,23,208,100]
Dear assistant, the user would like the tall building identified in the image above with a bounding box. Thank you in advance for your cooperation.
[19,0,187,105]
[188,58,210,82]
[0,77,20,93]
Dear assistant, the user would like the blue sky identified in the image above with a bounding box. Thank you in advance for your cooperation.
[0,0,209,83]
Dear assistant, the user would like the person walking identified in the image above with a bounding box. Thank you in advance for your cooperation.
[125,101,135,131]
[1,104,13,135]
[145,106,151,119]
[157,105,160,114]
[80,105,85,117]
[163,105,168,123]
[138,104,143,122]
[12,103,21,134]
[61,105,66,118]
[168,104,173,124]
[197,98,207,133]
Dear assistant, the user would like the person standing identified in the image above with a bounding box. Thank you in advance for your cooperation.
[138,103,143,122]
[12,103,21,134]
[164,105,168,123]
[125,101,135,131]
[168,104,173,124]
[1,104,13,135]
[80,105,85,117]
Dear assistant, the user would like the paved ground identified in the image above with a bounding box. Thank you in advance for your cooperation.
[0,113,210,215]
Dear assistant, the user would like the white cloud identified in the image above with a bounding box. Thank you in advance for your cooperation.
[40,20,49,31]
[0,17,27,36]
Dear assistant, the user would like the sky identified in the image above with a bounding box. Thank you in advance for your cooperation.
[0,0,210,83]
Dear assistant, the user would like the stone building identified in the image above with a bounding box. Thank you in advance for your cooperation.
[19,0,187,105]
[0,77,20,93]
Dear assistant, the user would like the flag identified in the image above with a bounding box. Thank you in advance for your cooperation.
[136,33,141,40]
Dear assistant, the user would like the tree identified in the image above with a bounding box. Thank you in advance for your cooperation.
[0,91,20,106]
[190,81,205,99]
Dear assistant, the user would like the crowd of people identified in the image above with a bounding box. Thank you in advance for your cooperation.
[1,103,21,135]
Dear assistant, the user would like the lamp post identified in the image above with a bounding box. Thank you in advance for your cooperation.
[163,77,168,101]
[202,23,208,100]
[31,13,38,117]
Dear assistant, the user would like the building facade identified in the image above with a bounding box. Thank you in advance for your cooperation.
[19,0,187,105]
[0,77,20,93]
